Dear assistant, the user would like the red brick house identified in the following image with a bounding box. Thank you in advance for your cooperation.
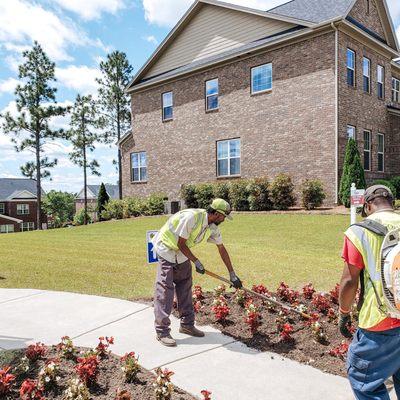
[0,178,47,233]
[120,0,400,208]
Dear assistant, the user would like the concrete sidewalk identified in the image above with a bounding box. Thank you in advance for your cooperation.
[0,289,363,399]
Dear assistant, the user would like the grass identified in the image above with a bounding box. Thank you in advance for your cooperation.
[0,214,349,299]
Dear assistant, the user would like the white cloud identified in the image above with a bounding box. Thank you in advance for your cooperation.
[143,35,159,45]
[142,0,287,27]
[387,0,400,23]
[53,0,126,20]
[0,78,20,95]
[55,66,101,95]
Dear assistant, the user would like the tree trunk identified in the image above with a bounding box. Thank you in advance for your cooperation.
[117,103,122,200]
[83,144,88,226]
[35,132,42,230]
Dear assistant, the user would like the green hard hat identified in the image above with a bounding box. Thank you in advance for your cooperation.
[210,198,232,220]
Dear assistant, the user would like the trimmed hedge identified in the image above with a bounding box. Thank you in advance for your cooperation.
[270,174,296,210]
[301,179,326,210]
[390,177,400,200]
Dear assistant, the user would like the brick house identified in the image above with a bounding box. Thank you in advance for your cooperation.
[0,178,47,233]
[120,0,400,208]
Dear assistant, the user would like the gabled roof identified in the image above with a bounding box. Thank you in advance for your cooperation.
[0,178,44,201]
[0,214,23,223]
[76,184,120,200]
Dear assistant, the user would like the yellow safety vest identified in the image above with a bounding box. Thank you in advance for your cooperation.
[158,209,211,251]
[345,211,400,329]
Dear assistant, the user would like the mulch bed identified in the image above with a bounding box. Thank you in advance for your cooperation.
[0,343,197,400]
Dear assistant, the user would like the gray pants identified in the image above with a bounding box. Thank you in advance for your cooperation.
[154,256,195,337]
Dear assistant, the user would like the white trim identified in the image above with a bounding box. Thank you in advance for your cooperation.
[380,0,400,51]
[377,64,384,99]
[0,214,23,223]
[205,78,219,111]
[346,48,356,87]
[363,130,371,172]
[251,63,273,94]
[347,125,356,140]
[377,132,385,172]
[392,77,400,103]
[6,189,36,200]
[363,56,371,93]
[333,22,339,204]
[131,151,148,182]
[216,138,241,177]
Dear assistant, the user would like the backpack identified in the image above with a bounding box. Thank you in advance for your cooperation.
[353,219,400,319]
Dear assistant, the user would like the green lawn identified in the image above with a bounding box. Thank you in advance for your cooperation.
[0,214,349,299]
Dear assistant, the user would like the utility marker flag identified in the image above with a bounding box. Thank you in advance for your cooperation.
[147,230,159,264]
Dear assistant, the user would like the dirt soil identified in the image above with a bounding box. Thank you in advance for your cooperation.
[0,346,196,400]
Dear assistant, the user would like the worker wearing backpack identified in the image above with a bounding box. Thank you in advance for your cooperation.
[339,184,400,399]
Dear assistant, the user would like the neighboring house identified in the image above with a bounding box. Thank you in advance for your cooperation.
[75,184,120,221]
[119,0,400,208]
[0,178,47,233]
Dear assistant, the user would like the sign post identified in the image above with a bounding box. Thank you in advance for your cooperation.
[350,183,365,225]
[146,230,159,264]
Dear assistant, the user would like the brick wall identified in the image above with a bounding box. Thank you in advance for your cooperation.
[5,201,46,229]
[122,32,337,205]
[0,215,21,233]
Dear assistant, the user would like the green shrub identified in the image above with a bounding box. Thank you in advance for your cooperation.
[213,182,230,202]
[372,180,397,200]
[339,139,366,207]
[229,180,250,211]
[195,183,215,209]
[390,177,400,200]
[73,208,93,226]
[395,200,400,210]
[144,193,166,216]
[247,178,272,211]
[270,174,296,210]
[126,197,147,217]
[301,179,326,210]
[100,199,129,220]
[181,184,198,208]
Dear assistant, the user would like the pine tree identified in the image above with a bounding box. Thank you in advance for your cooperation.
[97,183,110,221]
[1,41,69,229]
[96,51,133,200]
[68,95,103,225]
[339,138,366,207]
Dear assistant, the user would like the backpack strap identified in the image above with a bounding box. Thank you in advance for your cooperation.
[351,220,388,312]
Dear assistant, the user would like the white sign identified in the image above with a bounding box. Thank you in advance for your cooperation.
[350,184,365,225]
[146,230,159,264]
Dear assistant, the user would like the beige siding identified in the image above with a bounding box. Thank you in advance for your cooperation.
[144,4,295,78]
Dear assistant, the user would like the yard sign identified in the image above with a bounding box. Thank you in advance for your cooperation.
[146,230,159,264]
[350,183,365,225]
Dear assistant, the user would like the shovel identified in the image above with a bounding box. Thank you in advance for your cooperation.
[204,269,311,320]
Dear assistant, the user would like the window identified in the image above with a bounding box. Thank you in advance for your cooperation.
[378,133,385,172]
[20,222,34,232]
[363,130,371,171]
[0,203,4,214]
[217,139,241,177]
[393,78,400,103]
[251,63,272,94]
[366,0,370,14]
[131,152,147,182]
[347,49,355,86]
[377,65,384,99]
[347,125,356,140]
[0,224,14,234]
[205,79,219,111]
[162,92,173,121]
[17,204,29,215]
[363,57,371,93]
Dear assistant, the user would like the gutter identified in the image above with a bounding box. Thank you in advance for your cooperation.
[331,21,339,205]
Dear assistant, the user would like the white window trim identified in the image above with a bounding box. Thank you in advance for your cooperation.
[131,152,147,182]
[205,79,219,111]
[162,91,173,121]
[392,77,400,103]
[347,49,356,86]
[363,130,371,172]
[378,133,385,172]
[217,139,241,178]
[251,63,273,95]
[0,224,14,234]
[363,57,371,93]
[347,125,356,140]
[17,204,29,215]
[20,222,34,232]
[377,65,384,99]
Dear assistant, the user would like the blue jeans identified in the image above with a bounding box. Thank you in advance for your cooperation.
[347,326,400,399]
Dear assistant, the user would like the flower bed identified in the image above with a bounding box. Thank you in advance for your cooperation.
[0,337,211,400]
[180,283,355,377]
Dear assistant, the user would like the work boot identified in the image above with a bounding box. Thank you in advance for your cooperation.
[156,334,177,347]
[179,325,205,337]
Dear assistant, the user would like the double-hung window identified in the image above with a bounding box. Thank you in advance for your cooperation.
[21,222,34,232]
[162,92,173,121]
[392,78,400,103]
[0,224,14,234]
[377,65,384,99]
[17,204,29,215]
[131,152,147,182]
[217,139,240,177]
[347,125,356,140]
[251,63,272,94]
[378,133,385,172]
[205,79,219,111]
[363,130,371,171]
[347,49,356,86]
[0,203,4,214]
[363,57,371,93]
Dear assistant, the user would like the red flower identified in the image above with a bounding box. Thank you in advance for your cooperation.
[329,284,340,305]
[277,282,299,304]
[0,367,16,395]
[252,284,269,296]
[201,390,212,400]
[96,336,114,357]
[329,342,349,360]
[25,343,47,362]
[193,285,204,301]
[76,355,99,385]
[19,379,44,400]
[302,283,316,300]
[279,323,294,342]
[311,293,331,314]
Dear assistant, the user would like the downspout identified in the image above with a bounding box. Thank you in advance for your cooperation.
[331,22,339,204]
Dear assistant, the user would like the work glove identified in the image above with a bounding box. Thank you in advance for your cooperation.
[194,259,205,275]
[229,271,243,289]
[338,312,353,339]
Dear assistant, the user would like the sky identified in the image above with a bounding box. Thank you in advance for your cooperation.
[0,0,399,193]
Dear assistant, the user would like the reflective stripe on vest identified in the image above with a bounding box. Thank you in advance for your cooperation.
[158,209,210,251]
[345,212,400,329]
